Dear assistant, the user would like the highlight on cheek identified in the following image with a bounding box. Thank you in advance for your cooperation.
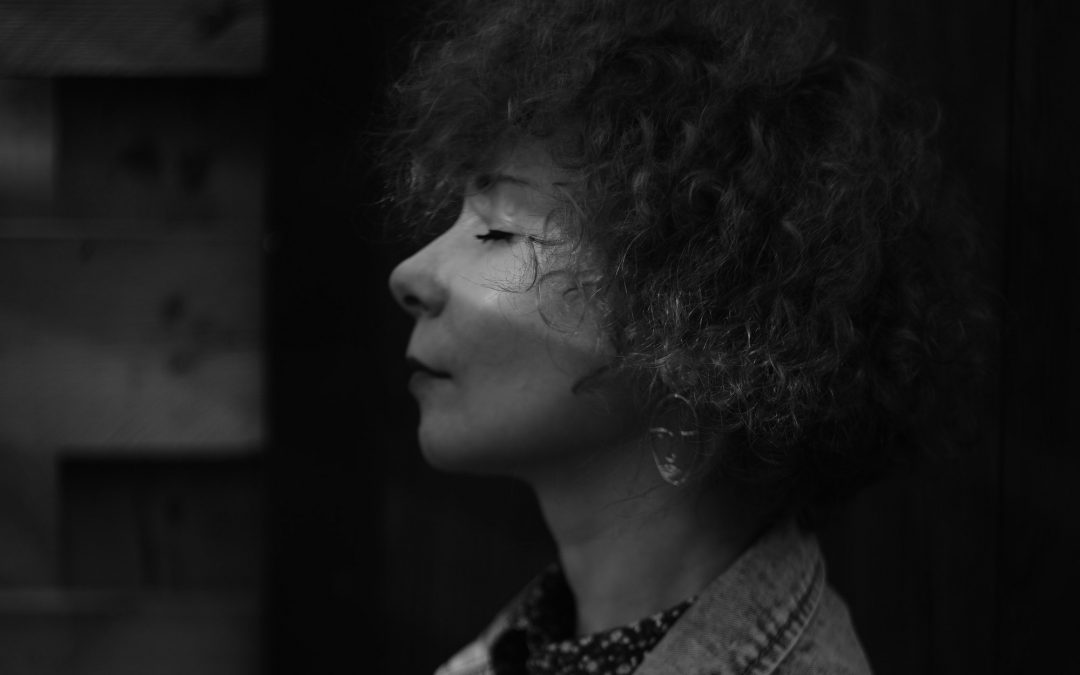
[473,229,540,296]
[471,194,583,300]
[450,150,607,352]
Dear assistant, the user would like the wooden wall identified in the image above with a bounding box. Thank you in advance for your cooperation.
[4,0,1077,674]
[0,1,266,673]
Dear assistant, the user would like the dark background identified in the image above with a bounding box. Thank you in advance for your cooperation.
[0,0,1075,673]
[267,0,1078,673]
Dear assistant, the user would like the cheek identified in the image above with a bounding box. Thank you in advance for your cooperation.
[419,285,634,471]
[470,283,606,383]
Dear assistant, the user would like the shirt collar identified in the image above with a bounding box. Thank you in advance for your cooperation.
[435,518,824,675]
[493,564,695,675]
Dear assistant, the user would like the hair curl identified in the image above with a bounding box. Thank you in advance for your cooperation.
[379,0,993,515]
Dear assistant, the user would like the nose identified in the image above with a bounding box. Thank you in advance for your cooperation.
[389,242,447,319]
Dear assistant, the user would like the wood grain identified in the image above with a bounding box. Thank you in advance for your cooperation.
[0,0,265,76]
[0,591,260,675]
[0,79,55,217]
[54,78,265,227]
[0,239,263,450]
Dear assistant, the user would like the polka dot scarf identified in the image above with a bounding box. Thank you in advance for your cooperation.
[489,566,694,675]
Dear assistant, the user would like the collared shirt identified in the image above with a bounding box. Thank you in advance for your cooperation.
[436,519,873,675]
[488,563,694,675]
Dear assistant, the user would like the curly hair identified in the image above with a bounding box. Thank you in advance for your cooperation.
[379,0,992,514]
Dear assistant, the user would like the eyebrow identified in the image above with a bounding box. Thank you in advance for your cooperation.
[482,172,535,188]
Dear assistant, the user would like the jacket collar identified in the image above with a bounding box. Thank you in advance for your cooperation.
[435,518,824,675]
[635,518,825,675]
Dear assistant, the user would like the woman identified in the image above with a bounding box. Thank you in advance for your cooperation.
[384,0,986,673]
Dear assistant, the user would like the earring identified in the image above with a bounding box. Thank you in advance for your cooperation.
[648,394,703,487]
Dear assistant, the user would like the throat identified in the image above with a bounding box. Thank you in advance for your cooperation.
[532,475,757,637]
[559,531,726,636]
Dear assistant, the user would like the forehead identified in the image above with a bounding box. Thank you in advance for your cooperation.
[482,140,576,198]
[463,139,594,250]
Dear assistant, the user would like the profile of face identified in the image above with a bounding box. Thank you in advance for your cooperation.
[389,144,643,478]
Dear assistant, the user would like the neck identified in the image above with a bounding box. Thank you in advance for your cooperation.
[525,441,763,637]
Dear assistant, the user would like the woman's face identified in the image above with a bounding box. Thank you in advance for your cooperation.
[388,145,642,476]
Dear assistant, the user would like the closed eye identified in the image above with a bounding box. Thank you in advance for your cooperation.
[475,230,515,243]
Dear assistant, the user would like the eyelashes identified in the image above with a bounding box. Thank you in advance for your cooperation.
[475,230,515,243]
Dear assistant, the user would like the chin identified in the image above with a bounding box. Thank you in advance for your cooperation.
[417,430,508,476]
[416,423,560,479]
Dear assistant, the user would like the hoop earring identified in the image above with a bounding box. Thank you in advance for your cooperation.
[648,394,703,487]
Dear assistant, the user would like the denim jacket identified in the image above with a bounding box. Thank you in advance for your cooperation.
[435,519,872,675]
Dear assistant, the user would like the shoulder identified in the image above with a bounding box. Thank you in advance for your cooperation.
[770,585,873,675]
[635,519,873,675]
[435,521,874,675]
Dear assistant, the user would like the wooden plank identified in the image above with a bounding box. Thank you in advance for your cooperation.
[0,217,263,241]
[60,456,263,589]
[998,0,1080,671]
[0,239,263,450]
[0,442,59,585]
[0,0,265,76]
[0,78,55,217]
[0,591,260,675]
[51,78,264,229]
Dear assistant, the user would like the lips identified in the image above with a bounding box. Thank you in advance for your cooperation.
[406,355,451,378]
